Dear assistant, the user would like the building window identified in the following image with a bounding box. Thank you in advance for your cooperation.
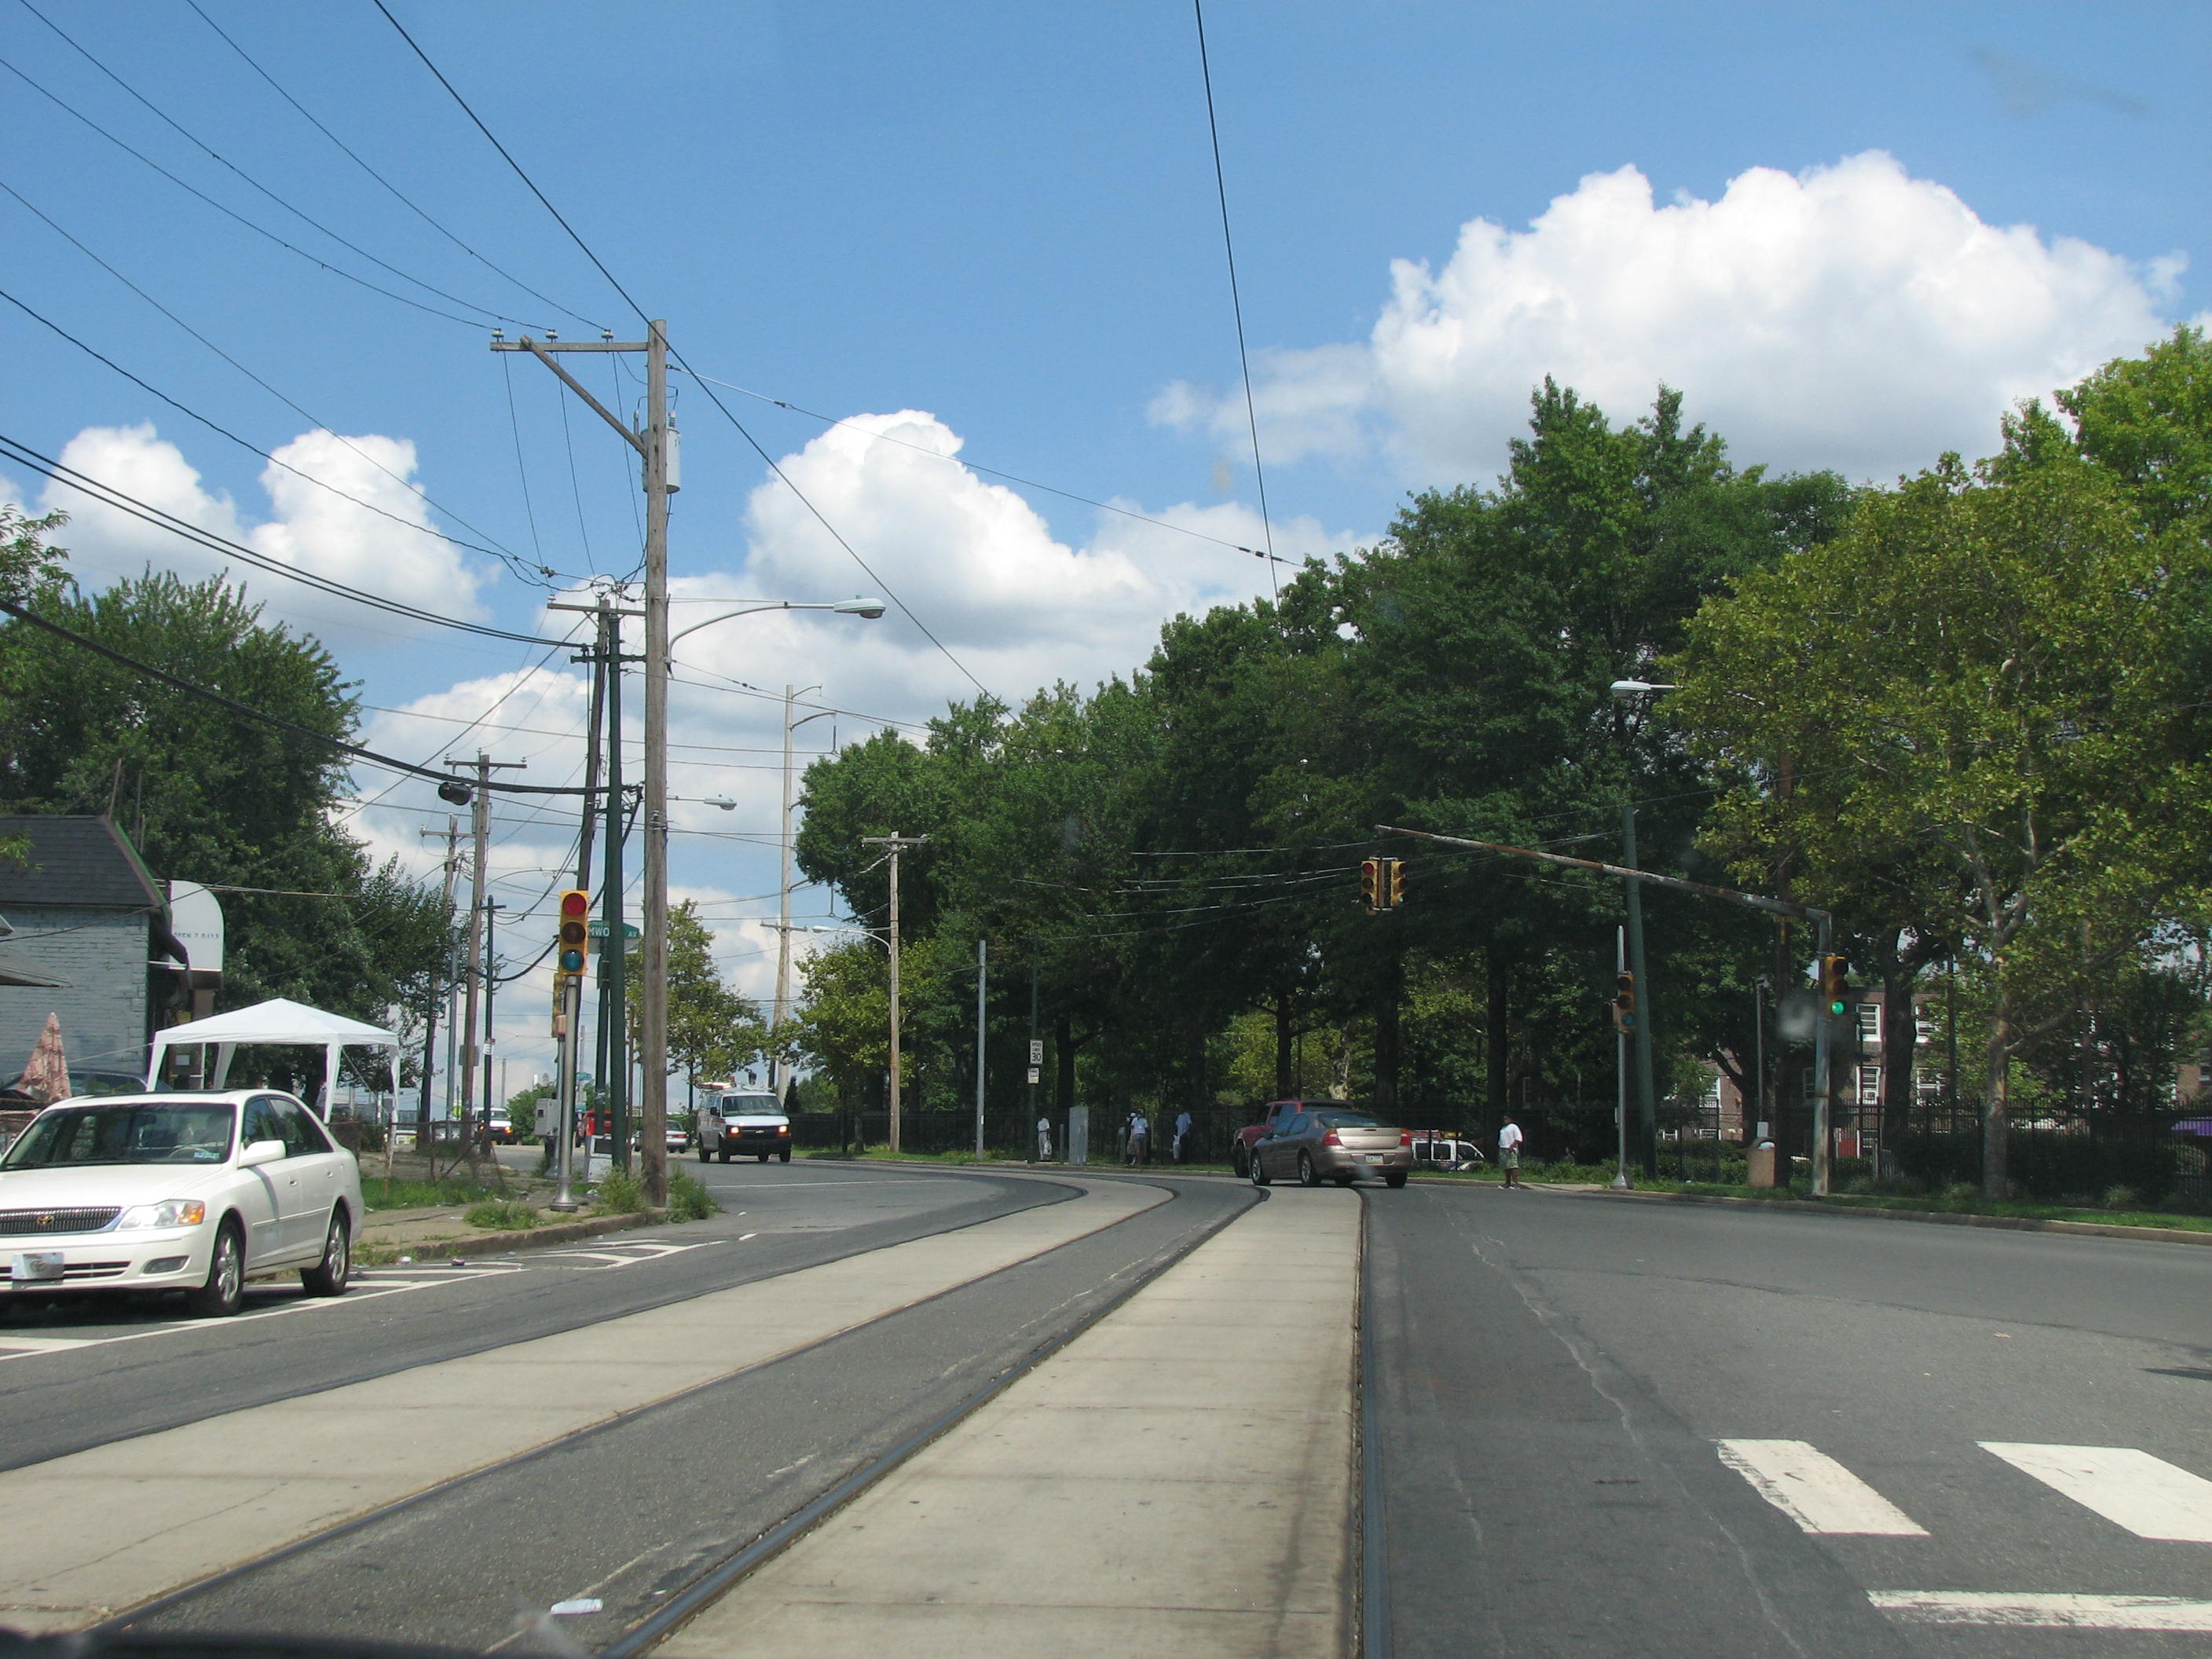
[1856,1064,1881,1108]
[1914,1069,1943,1103]
[1856,1003,1881,1046]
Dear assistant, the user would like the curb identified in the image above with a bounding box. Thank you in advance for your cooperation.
[1569,1185,2212,1248]
[361,1206,670,1261]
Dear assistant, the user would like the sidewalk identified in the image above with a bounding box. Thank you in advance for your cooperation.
[663,1188,1361,1659]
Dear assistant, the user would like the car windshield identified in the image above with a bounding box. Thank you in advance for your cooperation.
[1313,1111,1380,1130]
[720,1097,780,1115]
[2,1101,237,1169]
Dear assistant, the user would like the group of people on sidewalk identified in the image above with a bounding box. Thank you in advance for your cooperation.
[1121,1108,1195,1165]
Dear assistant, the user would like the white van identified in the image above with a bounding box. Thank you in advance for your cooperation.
[693,1092,790,1163]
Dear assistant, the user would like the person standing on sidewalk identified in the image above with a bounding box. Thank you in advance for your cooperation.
[1499,1113,1525,1188]
[1035,1115,1052,1163]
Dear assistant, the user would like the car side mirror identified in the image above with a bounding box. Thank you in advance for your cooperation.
[238,1138,286,1168]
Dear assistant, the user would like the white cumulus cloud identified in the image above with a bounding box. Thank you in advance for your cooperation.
[33,423,489,638]
[1157,151,2202,485]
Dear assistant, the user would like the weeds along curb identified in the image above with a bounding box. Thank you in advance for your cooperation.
[1574,1185,2212,1248]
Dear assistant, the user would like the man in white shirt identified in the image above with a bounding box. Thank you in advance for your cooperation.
[1499,1114,1525,1188]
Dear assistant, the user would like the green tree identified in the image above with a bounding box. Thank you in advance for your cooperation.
[626,900,763,1093]
[1674,450,2212,1196]
[0,569,447,1026]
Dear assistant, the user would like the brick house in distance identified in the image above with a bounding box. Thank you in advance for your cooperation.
[0,815,190,1089]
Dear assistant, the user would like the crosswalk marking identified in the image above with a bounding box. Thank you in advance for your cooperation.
[1716,1439,1928,1536]
[1871,1591,2212,1631]
[529,1240,716,1270]
[1980,1442,2212,1544]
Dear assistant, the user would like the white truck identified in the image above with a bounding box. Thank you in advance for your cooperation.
[694,1090,791,1163]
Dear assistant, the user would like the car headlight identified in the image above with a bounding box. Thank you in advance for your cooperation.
[117,1199,207,1229]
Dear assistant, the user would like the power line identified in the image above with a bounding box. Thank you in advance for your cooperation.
[0,430,548,644]
[675,368,1295,569]
[0,595,602,795]
[0,284,579,589]
[0,54,491,331]
[1191,0,1279,603]
[180,0,606,334]
[13,0,555,333]
[370,0,996,701]
[0,175,565,586]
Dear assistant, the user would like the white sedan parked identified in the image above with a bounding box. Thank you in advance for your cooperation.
[0,1090,361,1317]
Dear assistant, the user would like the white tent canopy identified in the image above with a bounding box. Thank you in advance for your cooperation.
[145,997,399,1116]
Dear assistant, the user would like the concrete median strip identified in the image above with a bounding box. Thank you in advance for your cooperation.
[660,1189,1360,1659]
[0,1177,1164,1634]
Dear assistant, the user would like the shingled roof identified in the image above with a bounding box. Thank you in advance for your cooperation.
[0,816,164,911]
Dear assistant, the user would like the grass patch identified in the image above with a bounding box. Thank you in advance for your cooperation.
[665,1170,718,1221]
[362,1176,508,1213]
[1659,1180,2212,1232]
[462,1198,542,1230]
[591,1170,646,1214]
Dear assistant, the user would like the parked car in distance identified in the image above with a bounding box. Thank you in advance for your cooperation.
[665,1119,689,1155]
[485,1111,516,1145]
[1409,1131,1485,1171]
[0,1090,361,1317]
[1249,1106,1413,1189]
[694,1092,791,1163]
[1232,1099,1356,1177]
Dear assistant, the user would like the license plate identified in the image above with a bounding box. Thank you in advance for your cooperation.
[1362,1154,1382,1165]
[11,1251,64,1283]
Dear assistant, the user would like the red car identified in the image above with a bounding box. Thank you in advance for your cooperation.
[1232,1099,1357,1177]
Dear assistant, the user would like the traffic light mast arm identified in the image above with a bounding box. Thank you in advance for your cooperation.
[1380,822,1838,1198]
[1375,825,1829,927]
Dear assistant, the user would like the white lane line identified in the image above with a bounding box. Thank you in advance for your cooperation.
[0,1272,496,1361]
[1716,1440,1928,1536]
[1980,1442,2212,1543]
[1872,1591,2212,1630]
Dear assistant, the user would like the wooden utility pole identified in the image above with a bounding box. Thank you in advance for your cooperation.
[446,752,522,1153]
[415,817,461,1149]
[500,324,676,1203]
[862,833,928,1152]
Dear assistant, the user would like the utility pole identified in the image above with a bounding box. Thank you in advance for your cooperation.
[498,323,676,1206]
[861,833,927,1153]
[446,752,522,1153]
[773,683,826,1100]
[1613,926,1631,1188]
[1621,804,1659,1178]
[974,936,987,1159]
[416,817,460,1149]
[549,595,639,1165]
[481,899,505,1142]
[1027,942,1041,1155]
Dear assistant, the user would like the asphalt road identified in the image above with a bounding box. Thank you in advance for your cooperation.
[1366,1183,2212,1657]
[0,1159,1063,1470]
[30,1166,1251,1652]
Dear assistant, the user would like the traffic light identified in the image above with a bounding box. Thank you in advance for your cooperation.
[1360,858,1382,911]
[1819,954,1850,1018]
[1385,859,1405,909]
[557,889,591,977]
[1611,970,1637,1030]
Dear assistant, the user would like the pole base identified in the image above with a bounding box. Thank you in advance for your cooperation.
[1611,1172,1632,1189]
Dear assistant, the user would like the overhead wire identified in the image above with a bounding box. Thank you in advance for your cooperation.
[675,368,1295,569]
[179,0,606,334]
[0,430,549,645]
[0,287,577,589]
[370,0,996,701]
[0,596,601,795]
[1191,0,1280,603]
[0,177,566,587]
[500,352,548,568]
[14,0,557,333]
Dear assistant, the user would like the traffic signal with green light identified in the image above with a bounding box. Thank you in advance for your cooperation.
[1611,971,1637,1030]
[1385,858,1404,909]
[1819,954,1850,1017]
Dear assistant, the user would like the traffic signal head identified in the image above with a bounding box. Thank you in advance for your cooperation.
[1611,970,1637,1030]
[1359,858,1382,911]
[1385,859,1405,909]
[1819,954,1850,1017]
[558,888,590,973]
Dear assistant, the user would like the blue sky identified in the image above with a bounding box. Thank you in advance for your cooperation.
[2,1,2204,1079]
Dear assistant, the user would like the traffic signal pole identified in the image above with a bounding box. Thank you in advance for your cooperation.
[1613,926,1631,1189]
[1812,914,1835,1198]
[1621,805,1659,1179]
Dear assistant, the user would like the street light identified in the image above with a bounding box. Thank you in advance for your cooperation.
[667,597,885,652]
[1610,679,1679,696]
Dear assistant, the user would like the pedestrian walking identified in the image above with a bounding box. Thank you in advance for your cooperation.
[1035,1115,1053,1163]
[1126,1109,1151,1165]
[1173,1108,1194,1163]
[1499,1112,1525,1188]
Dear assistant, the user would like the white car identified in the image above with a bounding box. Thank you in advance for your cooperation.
[0,1090,362,1317]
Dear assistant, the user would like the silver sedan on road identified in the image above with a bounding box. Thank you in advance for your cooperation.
[0,1090,361,1317]
[1249,1106,1413,1188]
